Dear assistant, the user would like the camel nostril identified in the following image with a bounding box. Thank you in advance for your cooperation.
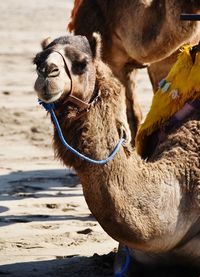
[47,65,60,77]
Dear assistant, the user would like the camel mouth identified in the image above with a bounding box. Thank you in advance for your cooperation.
[39,90,63,104]
[34,73,71,104]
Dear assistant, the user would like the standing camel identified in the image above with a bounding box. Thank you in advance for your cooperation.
[68,0,200,140]
[33,33,200,276]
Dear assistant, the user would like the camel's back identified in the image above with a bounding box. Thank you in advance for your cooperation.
[71,0,200,63]
[109,0,200,63]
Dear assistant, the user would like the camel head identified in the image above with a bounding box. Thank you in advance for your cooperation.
[33,33,101,105]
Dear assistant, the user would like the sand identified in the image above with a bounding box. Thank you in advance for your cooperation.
[0,1,152,276]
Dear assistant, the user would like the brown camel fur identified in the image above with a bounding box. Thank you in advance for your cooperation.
[68,0,200,141]
[33,34,200,276]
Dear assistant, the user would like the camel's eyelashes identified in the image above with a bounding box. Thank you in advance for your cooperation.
[46,64,60,78]
[72,59,88,75]
[48,67,60,77]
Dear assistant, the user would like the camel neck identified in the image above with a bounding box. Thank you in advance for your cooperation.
[53,95,180,251]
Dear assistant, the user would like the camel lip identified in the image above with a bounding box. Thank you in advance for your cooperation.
[39,91,62,103]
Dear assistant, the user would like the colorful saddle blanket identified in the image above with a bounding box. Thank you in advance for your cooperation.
[136,45,200,157]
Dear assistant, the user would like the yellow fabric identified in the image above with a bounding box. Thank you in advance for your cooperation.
[136,45,200,157]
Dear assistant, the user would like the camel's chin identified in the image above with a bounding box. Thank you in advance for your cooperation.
[39,91,63,103]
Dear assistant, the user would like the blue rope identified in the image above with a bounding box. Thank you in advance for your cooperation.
[39,100,125,165]
[114,246,131,277]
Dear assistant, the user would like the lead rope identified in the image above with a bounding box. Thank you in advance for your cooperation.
[39,100,125,165]
[114,246,131,277]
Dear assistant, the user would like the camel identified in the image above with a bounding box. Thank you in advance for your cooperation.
[68,0,200,140]
[33,34,200,276]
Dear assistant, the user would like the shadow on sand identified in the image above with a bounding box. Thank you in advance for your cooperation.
[0,252,115,277]
[0,169,81,199]
[1,253,200,277]
[0,168,95,227]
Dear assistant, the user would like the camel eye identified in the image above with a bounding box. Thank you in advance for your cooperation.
[72,59,88,75]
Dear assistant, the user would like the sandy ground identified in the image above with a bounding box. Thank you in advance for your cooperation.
[0,1,152,276]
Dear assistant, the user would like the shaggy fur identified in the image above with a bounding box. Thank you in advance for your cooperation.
[69,0,200,140]
[34,35,200,276]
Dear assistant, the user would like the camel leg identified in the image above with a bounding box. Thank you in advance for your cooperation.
[108,64,142,143]
[122,67,142,144]
[147,50,179,92]
[103,41,142,144]
[73,1,142,143]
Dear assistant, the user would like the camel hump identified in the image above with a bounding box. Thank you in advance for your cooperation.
[68,0,84,32]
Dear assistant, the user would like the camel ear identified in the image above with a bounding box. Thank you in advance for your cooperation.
[89,33,102,60]
[41,37,53,50]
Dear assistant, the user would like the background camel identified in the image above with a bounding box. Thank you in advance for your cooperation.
[34,34,200,276]
[68,0,200,140]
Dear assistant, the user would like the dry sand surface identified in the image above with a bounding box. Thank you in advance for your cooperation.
[0,1,152,276]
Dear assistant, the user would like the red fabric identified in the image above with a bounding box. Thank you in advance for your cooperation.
[68,0,84,32]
